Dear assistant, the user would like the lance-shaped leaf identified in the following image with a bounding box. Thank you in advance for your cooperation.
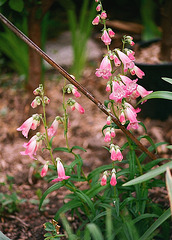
[123,161,172,186]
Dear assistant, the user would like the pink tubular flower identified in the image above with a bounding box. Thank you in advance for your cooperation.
[96,4,101,11]
[124,102,138,123]
[17,114,40,138]
[123,102,140,130]
[125,50,135,61]
[41,161,49,177]
[130,65,145,79]
[136,85,153,99]
[106,83,111,92]
[100,11,107,19]
[110,128,116,138]
[106,116,111,125]
[119,111,126,125]
[104,128,111,142]
[44,96,50,105]
[72,87,81,98]
[109,51,114,60]
[110,169,117,186]
[124,80,138,97]
[110,144,123,162]
[52,159,70,182]
[31,98,39,109]
[108,28,115,37]
[48,117,59,137]
[114,55,121,67]
[101,30,111,45]
[116,49,134,72]
[72,102,85,114]
[92,15,100,25]
[20,134,42,159]
[101,171,107,186]
[109,81,126,103]
[95,56,112,79]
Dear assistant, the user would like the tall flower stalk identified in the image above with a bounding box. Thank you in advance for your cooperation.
[93,0,153,185]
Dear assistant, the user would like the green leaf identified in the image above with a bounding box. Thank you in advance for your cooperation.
[133,213,158,224]
[53,147,70,153]
[162,77,172,85]
[0,0,7,6]
[88,164,112,181]
[166,145,172,149]
[139,142,167,163]
[71,145,86,152]
[44,222,56,232]
[138,122,147,133]
[137,91,172,105]
[75,190,95,214]
[139,208,171,240]
[39,182,64,209]
[143,158,169,171]
[138,135,156,152]
[106,208,112,240]
[123,161,172,186]
[55,200,82,220]
[60,213,76,240]
[0,231,11,240]
[128,150,136,179]
[49,136,55,148]
[104,100,111,108]
[166,167,172,214]
[86,184,107,198]
[92,211,107,222]
[86,223,104,240]
[9,0,24,12]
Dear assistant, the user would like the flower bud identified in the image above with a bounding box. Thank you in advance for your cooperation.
[96,4,101,11]
[44,96,50,105]
[92,15,100,25]
[101,171,107,186]
[41,161,49,177]
[100,11,107,19]
[110,169,117,186]
[108,28,115,37]
[31,96,41,108]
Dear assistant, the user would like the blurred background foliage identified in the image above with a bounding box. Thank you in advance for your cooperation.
[0,0,166,91]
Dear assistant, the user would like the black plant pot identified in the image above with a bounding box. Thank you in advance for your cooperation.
[136,62,172,120]
[135,39,172,120]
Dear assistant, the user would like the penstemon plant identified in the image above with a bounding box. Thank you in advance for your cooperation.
[15,1,172,239]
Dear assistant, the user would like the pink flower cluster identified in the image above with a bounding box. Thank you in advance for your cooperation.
[17,82,84,181]
[101,169,117,187]
[93,0,153,187]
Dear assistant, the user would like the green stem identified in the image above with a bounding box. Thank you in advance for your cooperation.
[62,79,70,151]
[41,94,56,167]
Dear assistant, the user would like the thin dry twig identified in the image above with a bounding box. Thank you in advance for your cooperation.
[0,13,156,160]
[4,214,29,228]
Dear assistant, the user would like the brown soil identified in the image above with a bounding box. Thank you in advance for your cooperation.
[0,69,172,239]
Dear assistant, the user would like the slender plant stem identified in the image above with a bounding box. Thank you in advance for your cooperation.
[41,95,56,166]
[0,13,156,160]
[62,79,70,151]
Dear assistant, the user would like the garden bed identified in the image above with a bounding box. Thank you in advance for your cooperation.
[0,69,171,239]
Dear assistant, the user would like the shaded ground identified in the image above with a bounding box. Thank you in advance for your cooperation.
[0,68,172,239]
